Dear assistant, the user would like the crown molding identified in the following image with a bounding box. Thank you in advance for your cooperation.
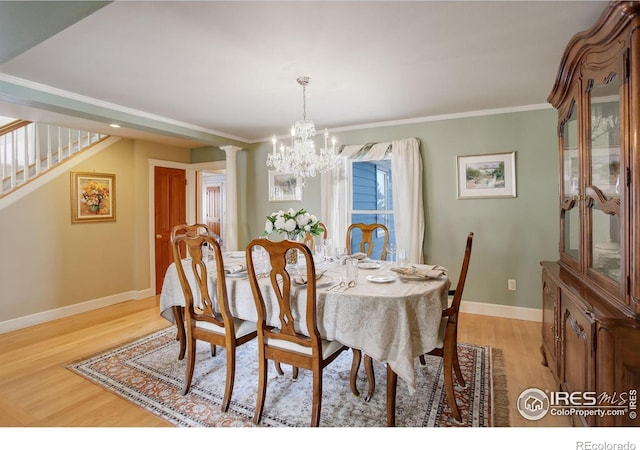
[0,73,250,144]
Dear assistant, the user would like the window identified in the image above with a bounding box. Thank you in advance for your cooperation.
[348,158,395,259]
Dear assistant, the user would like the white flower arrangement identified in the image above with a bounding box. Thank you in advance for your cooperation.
[263,208,324,240]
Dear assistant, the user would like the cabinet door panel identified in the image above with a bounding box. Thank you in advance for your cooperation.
[597,325,640,426]
[587,73,623,289]
[560,101,581,269]
[561,294,595,426]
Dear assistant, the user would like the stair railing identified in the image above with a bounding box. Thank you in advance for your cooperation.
[0,120,108,198]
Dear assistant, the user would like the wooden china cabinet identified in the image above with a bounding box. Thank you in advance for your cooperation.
[541,1,640,427]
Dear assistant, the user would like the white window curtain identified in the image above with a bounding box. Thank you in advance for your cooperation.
[321,137,424,263]
[321,157,349,251]
[390,138,424,263]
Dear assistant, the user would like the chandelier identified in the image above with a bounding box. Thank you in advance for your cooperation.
[266,77,340,186]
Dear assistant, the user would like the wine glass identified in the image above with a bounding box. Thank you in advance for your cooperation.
[386,242,397,264]
[336,247,348,265]
[398,248,408,267]
[321,238,331,261]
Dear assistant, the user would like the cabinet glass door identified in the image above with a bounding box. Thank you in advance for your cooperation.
[561,102,580,262]
[588,75,621,284]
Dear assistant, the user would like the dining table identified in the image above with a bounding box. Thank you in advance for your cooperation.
[159,251,450,426]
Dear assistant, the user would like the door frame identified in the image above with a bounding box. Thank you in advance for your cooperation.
[148,159,226,295]
[199,172,226,239]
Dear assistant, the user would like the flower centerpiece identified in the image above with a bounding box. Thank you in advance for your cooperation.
[263,208,324,241]
[263,208,324,266]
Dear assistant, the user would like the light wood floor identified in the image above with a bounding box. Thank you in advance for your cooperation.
[0,295,570,427]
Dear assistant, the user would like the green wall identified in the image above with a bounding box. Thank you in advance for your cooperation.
[243,108,559,310]
[191,145,227,163]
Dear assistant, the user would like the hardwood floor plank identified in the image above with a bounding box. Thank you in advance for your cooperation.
[458,313,570,426]
[0,295,569,427]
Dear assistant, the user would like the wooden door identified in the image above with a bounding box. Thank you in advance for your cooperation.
[207,185,222,237]
[154,166,186,294]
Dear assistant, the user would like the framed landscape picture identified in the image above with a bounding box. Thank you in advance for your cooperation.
[268,170,303,202]
[71,172,116,223]
[457,152,516,199]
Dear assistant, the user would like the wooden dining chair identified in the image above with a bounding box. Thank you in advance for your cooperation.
[246,238,348,427]
[170,223,210,360]
[171,224,257,411]
[303,222,327,252]
[359,232,474,422]
[345,222,390,391]
[416,231,474,421]
[171,223,209,261]
[346,222,389,260]
[284,220,326,379]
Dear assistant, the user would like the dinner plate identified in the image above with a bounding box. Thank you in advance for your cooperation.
[225,251,245,259]
[359,261,381,270]
[226,271,248,278]
[366,275,396,284]
[319,276,337,287]
[301,276,334,288]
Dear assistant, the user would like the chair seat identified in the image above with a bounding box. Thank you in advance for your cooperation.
[196,317,257,339]
[266,335,345,359]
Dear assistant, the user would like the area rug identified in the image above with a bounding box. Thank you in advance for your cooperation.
[68,327,509,427]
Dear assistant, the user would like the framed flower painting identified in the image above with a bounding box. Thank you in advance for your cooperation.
[71,172,116,223]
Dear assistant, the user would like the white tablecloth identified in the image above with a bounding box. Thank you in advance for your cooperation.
[159,256,449,394]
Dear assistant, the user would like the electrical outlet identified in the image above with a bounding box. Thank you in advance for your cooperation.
[508,279,517,291]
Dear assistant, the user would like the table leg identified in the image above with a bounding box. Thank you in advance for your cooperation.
[349,348,362,396]
[386,363,397,427]
[364,355,375,402]
[172,306,186,360]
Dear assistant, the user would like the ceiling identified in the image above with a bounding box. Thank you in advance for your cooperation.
[0,1,609,148]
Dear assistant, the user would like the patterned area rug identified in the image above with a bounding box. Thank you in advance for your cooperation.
[68,327,509,427]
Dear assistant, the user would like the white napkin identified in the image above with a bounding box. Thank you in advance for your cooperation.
[293,270,326,285]
[390,264,447,278]
[224,264,246,274]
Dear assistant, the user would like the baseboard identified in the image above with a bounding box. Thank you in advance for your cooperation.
[0,288,155,335]
[460,300,542,322]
